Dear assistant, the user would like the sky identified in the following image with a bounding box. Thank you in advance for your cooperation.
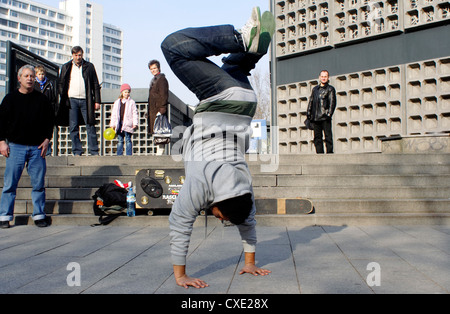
[36,0,272,106]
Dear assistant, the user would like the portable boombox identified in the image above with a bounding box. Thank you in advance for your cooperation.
[135,168,185,216]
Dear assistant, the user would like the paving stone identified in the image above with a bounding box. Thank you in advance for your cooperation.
[1,225,450,294]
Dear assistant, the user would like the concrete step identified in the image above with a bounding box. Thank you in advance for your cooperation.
[10,185,450,201]
[4,173,450,189]
[9,213,450,227]
[0,176,137,188]
[250,163,450,175]
[2,153,450,167]
[275,174,450,187]
[312,199,450,214]
[4,163,449,176]
[294,164,450,176]
[253,186,450,199]
[246,153,450,166]
[5,163,449,178]
[13,200,94,215]
[11,197,450,217]
[8,153,442,166]
[2,153,450,226]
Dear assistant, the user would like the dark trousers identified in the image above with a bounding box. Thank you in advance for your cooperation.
[313,119,333,154]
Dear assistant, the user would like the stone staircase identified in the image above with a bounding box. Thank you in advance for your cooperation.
[1,153,450,226]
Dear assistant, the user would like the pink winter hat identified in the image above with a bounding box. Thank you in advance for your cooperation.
[120,83,131,93]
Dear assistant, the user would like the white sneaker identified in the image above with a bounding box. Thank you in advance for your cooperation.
[239,7,261,53]
[257,11,276,55]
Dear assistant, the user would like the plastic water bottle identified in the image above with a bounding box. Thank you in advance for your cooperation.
[126,184,136,217]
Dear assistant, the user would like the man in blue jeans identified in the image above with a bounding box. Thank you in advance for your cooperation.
[0,65,55,228]
[161,7,275,288]
[58,46,101,156]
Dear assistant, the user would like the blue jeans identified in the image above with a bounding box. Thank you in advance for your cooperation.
[161,25,263,101]
[117,131,133,156]
[0,143,47,222]
[69,98,99,156]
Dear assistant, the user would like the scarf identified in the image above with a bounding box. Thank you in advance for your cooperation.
[150,73,161,90]
[36,77,47,91]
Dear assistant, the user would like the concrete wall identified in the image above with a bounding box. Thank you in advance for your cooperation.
[272,0,450,154]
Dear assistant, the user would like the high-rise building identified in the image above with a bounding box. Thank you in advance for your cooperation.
[0,0,123,92]
[271,0,450,154]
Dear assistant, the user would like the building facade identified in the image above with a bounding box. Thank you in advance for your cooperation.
[272,0,450,154]
[0,0,123,92]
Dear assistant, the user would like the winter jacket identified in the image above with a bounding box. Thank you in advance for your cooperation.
[110,97,139,134]
[34,79,57,117]
[148,73,168,134]
[307,83,336,122]
[58,59,101,126]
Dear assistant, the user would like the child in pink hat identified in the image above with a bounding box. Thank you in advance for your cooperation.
[110,84,138,155]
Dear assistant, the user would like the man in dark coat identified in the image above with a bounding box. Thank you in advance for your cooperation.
[58,46,101,156]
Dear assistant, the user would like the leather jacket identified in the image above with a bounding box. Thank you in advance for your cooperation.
[307,83,336,122]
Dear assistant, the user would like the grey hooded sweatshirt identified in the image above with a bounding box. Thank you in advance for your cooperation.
[169,87,258,266]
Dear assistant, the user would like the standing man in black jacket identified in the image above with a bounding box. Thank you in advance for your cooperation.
[307,70,337,154]
[0,65,54,228]
[58,46,101,156]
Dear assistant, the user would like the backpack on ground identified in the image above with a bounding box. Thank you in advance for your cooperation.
[91,183,128,226]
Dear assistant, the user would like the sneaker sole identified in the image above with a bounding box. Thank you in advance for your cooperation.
[247,7,261,53]
[257,11,275,54]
